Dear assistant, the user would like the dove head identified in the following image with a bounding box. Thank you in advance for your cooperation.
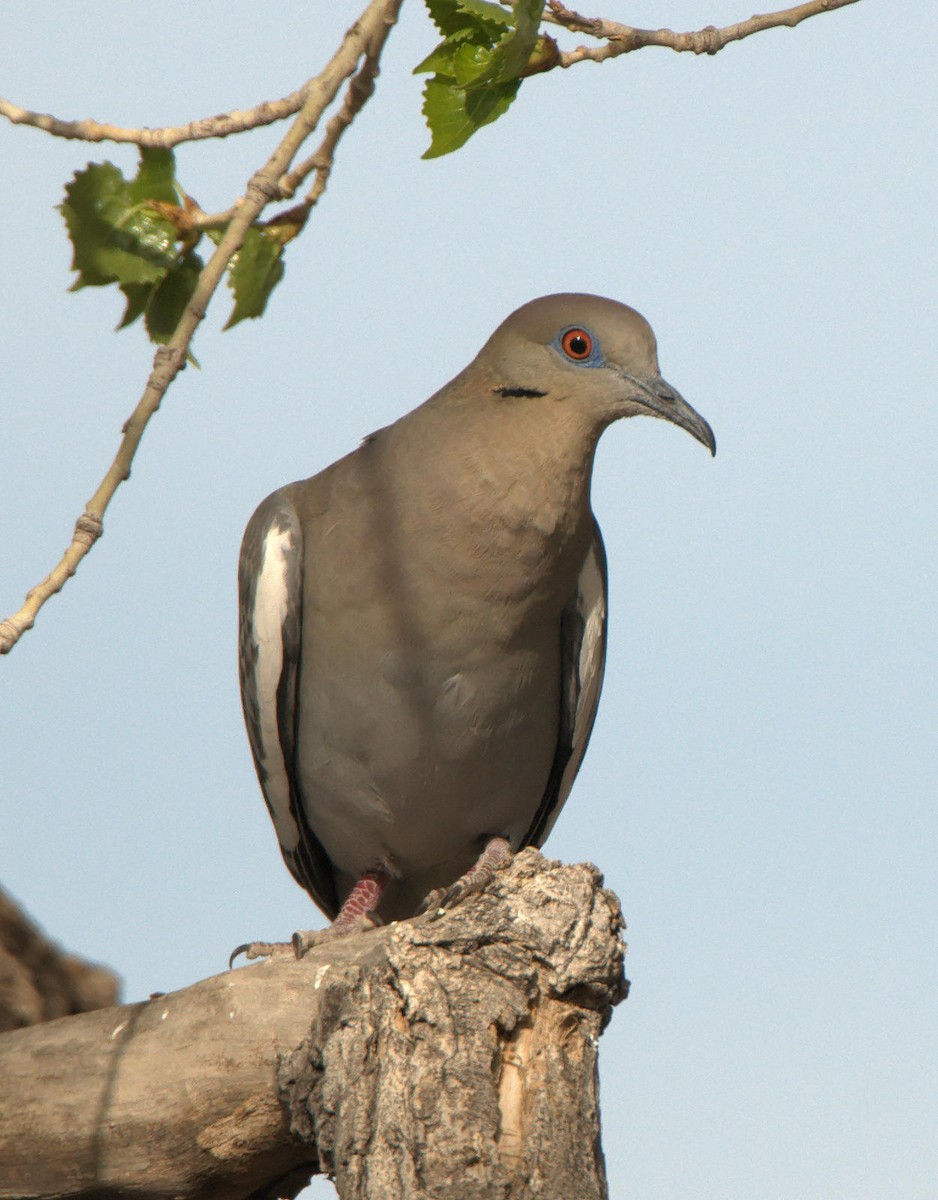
[472,292,715,455]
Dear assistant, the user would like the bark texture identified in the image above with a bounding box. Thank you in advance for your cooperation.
[280,849,627,1198]
[0,850,627,1200]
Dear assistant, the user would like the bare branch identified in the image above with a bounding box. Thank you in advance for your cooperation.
[0,0,403,656]
[177,55,387,252]
[171,203,239,233]
[181,48,389,245]
[282,40,386,215]
[546,0,861,67]
[0,85,312,147]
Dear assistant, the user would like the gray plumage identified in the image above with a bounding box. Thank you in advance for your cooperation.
[239,293,714,929]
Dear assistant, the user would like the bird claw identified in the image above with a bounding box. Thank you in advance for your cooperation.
[228,931,337,967]
[418,836,514,922]
[416,880,473,919]
[229,916,382,968]
[231,869,387,967]
[416,886,449,919]
[228,940,296,968]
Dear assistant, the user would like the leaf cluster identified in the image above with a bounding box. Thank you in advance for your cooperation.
[416,0,551,158]
[56,8,554,346]
[59,148,285,344]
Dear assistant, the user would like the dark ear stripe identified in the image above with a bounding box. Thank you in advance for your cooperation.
[522,527,608,849]
[495,386,547,399]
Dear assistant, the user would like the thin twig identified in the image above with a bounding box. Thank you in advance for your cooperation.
[284,43,385,212]
[545,0,861,66]
[179,52,387,242]
[154,203,239,235]
[0,0,403,656]
[0,86,312,147]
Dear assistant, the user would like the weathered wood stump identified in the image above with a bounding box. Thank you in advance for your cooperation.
[0,850,627,1199]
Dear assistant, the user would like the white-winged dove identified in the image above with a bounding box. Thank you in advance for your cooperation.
[236,293,714,959]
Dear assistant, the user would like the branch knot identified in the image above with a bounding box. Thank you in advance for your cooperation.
[0,617,26,652]
[247,176,282,204]
[697,24,722,54]
[73,513,103,548]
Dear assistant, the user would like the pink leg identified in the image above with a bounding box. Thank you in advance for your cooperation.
[292,869,389,957]
[230,868,390,966]
[419,835,513,918]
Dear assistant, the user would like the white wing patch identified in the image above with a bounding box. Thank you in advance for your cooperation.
[250,521,301,850]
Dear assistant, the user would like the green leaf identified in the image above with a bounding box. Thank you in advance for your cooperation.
[60,160,178,290]
[414,39,465,76]
[223,228,285,329]
[129,147,178,205]
[416,0,513,75]
[471,0,544,86]
[462,40,514,86]
[144,252,202,344]
[117,282,152,330]
[417,0,544,157]
[458,0,514,25]
[421,76,520,158]
[59,149,285,346]
[423,0,510,39]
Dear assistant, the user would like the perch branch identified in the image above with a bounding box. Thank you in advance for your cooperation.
[0,852,627,1200]
[545,0,861,66]
[0,0,402,656]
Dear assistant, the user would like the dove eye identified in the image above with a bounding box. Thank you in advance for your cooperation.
[561,328,594,361]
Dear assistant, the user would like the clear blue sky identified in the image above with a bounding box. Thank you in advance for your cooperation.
[2,3,935,1197]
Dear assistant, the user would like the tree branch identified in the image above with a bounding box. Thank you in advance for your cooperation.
[0,86,313,147]
[281,39,387,215]
[545,0,862,67]
[0,0,403,656]
[0,851,628,1200]
[165,50,388,242]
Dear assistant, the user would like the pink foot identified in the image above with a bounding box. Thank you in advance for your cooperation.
[419,836,513,919]
[230,868,390,965]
